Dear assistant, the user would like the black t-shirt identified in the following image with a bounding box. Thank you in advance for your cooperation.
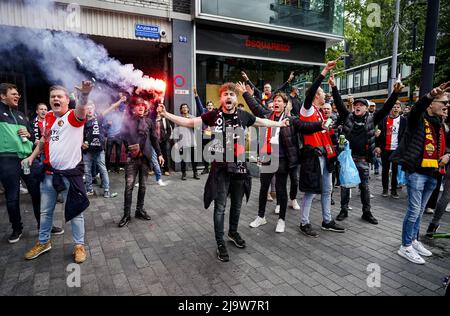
[201,109,256,164]
[201,109,256,128]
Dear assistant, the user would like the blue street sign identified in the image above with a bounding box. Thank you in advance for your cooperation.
[135,24,160,39]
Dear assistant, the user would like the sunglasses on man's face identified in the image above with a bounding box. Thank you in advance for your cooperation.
[433,100,449,106]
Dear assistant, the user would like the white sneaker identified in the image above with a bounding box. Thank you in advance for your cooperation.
[412,240,432,257]
[397,245,425,264]
[370,194,375,198]
[274,205,280,214]
[289,199,300,210]
[135,183,139,187]
[249,216,267,228]
[157,179,168,186]
[19,182,28,195]
[267,193,273,202]
[275,219,285,233]
[424,208,434,214]
[446,204,450,212]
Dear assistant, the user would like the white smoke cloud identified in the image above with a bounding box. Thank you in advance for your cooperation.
[0,0,165,106]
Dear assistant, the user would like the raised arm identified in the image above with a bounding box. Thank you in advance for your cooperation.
[194,87,207,116]
[158,104,203,129]
[236,82,271,118]
[273,71,295,94]
[74,80,93,120]
[102,95,126,117]
[408,82,450,127]
[242,71,263,102]
[303,61,336,110]
[373,81,403,125]
[328,74,350,121]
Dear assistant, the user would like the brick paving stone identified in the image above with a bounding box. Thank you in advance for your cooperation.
[1,171,448,296]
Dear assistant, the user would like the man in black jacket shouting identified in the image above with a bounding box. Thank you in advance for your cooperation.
[331,75,403,224]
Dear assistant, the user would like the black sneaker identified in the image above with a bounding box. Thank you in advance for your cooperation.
[228,231,246,248]
[135,210,151,221]
[118,215,131,227]
[217,244,229,262]
[51,226,64,235]
[425,223,440,239]
[193,173,200,180]
[382,189,389,197]
[336,210,348,221]
[321,220,346,233]
[300,224,318,238]
[391,191,400,199]
[362,212,378,225]
[8,230,22,244]
[201,168,209,175]
[181,173,187,181]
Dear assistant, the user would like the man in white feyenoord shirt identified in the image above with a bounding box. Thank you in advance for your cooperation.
[375,101,407,199]
[23,81,93,264]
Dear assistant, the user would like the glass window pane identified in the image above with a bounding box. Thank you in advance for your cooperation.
[341,74,347,89]
[370,66,378,84]
[401,64,411,78]
[379,63,388,83]
[200,0,344,36]
[336,77,341,90]
[354,72,361,88]
[348,73,353,89]
[362,69,369,86]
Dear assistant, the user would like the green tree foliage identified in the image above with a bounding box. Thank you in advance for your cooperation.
[327,0,449,88]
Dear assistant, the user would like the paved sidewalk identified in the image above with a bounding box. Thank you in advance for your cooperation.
[0,170,449,296]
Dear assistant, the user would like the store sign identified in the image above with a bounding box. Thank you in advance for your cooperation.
[244,39,290,52]
[135,24,160,39]
[196,27,325,63]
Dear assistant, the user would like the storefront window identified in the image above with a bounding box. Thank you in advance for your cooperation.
[200,0,344,36]
[196,54,318,105]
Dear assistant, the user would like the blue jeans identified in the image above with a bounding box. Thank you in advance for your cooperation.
[83,151,110,192]
[300,156,332,225]
[39,174,85,245]
[402,172,437,246]
[151,149,162,181]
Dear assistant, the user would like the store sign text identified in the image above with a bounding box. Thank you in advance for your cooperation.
[244,40,290,52]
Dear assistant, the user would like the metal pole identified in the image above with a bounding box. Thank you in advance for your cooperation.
[388,0,400,95]
[419,0,440,96]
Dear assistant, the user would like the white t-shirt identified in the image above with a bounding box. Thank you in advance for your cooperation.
[43,110,85,170]
[385,116,401,151]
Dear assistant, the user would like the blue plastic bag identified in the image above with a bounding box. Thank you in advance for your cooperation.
[338,143,361,188]
[397,165,407,186]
